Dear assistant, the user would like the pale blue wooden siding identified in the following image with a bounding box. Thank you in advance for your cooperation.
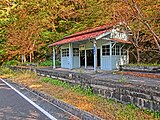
[111,56,120,69]
[72,43,80,68]
[61,57,70,68]
[101,56,111,70]
[100,40,112,70]
[73,56,80,68]
[61,56,79,69]
[61,45,70,68]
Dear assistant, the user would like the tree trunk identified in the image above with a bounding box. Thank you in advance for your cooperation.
[30,52,32,63]
[24,54,26,63]
[137,49,140,64]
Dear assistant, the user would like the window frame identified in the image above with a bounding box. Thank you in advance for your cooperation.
[102,45,110,56]
[73,48,79,56]
[112,44,116,55]
[62,48,69,57]
[116,45,120,55]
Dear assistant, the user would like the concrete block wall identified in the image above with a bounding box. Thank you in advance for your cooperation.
[10,66,160,112]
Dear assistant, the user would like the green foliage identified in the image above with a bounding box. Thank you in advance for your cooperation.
[143,109,160,118]
[40,60,61,66]
[0,0,159,64]
[55,60,61,66]
[0,67,14,75]
[72,85,94,96]
[117,103,160,119]
[41,77,70,88]
[2,60,20,66]
[39,60,52,66]
[118,77,126,83]
[41,77,94,96]
[19,61,36,66]
[40,30,55,42]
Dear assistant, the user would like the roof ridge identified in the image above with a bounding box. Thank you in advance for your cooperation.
[64,25,113,39]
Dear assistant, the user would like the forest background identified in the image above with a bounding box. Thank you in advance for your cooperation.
[0,0,160,65]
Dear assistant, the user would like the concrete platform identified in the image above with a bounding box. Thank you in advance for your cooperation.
[42,67,160,88]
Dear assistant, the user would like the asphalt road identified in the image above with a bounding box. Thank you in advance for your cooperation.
[0,78,53,120]
[0,78,75,120]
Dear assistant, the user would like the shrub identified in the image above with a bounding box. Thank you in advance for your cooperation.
[40,60,61,66]
[0,67,15,75]
[40,60,52,66]
[3,60,20,66]
[55,60,61,66]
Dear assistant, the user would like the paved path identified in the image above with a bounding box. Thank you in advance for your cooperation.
[91,72,160,87]
[0,78,74,120]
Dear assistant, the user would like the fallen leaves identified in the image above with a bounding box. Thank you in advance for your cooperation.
[119,71,160,79]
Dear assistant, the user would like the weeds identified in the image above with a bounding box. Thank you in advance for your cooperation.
[41,77,70,88]
[118,77,126,83]
[79,68,84,74]
[144,109,160,118]
[2,60,20,66]
[41,77,94,96]
[112,71,117,75]
[0,66,15,78]
[39,60,61,66]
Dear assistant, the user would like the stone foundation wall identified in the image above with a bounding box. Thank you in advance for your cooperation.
[10,66,160,112]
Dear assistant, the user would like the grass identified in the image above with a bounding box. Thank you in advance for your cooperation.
[118,77,126,83]
[39,60,61,66]
[0,66,16,78]
[0,66,160,120]
[41,77,94,96]
[2,60,20,66]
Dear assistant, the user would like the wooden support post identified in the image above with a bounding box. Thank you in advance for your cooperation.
[127,49,129,64]
[85,47,87,69]
[110,42,112,70]
[94,40,97,72]
[69,43,73,69]
[53,47,56,69]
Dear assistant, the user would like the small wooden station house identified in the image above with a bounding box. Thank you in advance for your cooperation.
[49,23,131,71]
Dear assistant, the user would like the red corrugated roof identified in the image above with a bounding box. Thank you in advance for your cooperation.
[64,24,110,39]
[49,29,110,46]
[49,22,130,47]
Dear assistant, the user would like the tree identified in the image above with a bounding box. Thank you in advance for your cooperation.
[113,0,160,63]
[1,0,159,64]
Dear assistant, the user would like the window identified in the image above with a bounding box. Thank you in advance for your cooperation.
[116,45,120,55]
[73,48,79,56]
[102,45,110,56]
[62,48,69,57]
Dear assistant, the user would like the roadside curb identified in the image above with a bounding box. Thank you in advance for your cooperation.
[5,79,103,120]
